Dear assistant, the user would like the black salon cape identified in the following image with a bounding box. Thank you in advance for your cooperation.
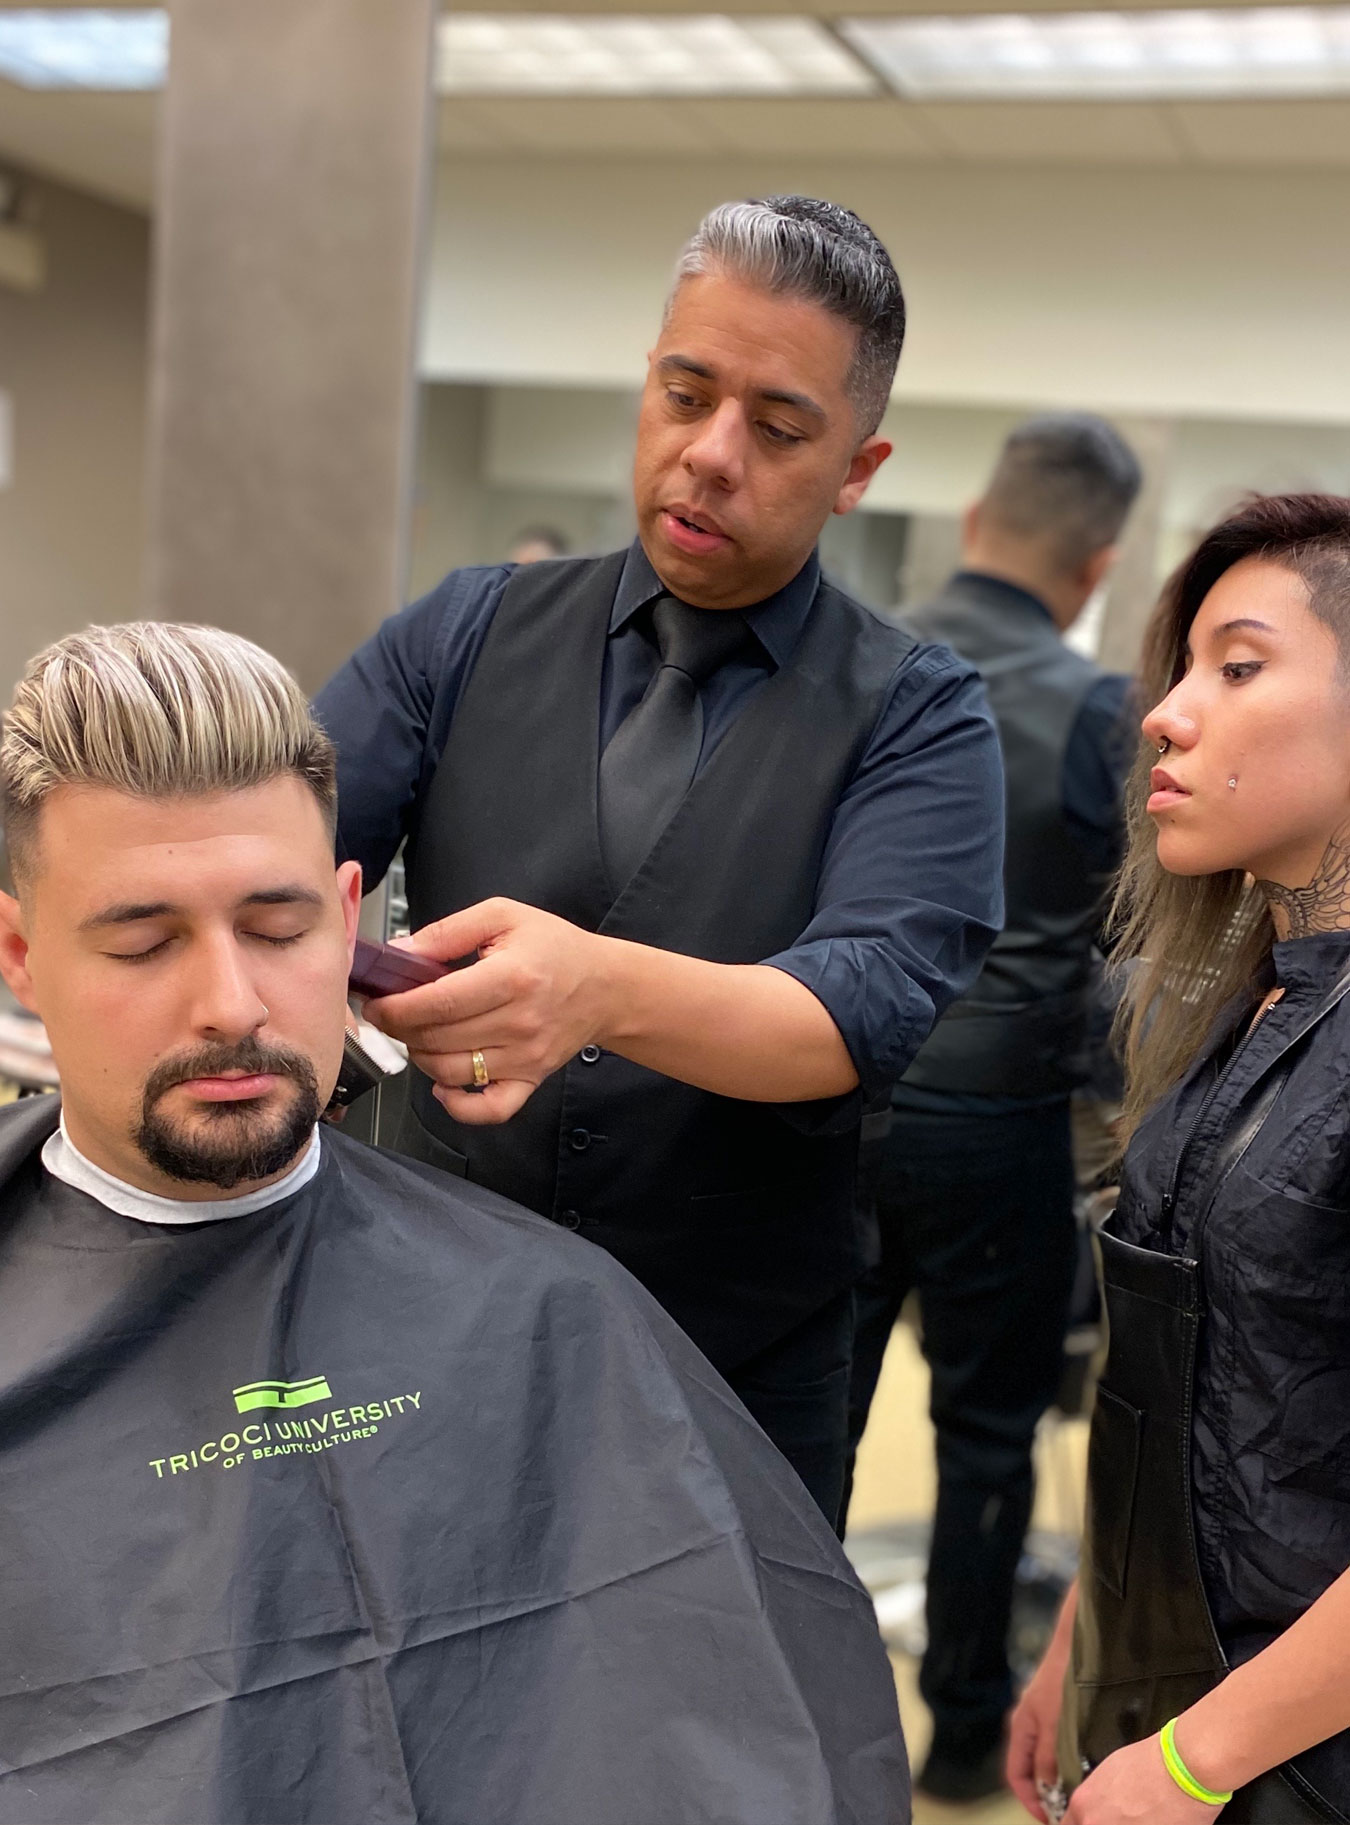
[0,1097,907,1825]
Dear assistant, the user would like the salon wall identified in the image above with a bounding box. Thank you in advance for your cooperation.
[424,156,1350,426]
[0,171,149,704]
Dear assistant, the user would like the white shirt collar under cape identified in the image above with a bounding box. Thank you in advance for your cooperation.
[41,1114,321,1225]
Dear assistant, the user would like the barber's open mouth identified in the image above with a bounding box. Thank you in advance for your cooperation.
[661,506,732,555]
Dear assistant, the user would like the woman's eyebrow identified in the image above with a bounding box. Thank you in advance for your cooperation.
[1212,617,1277,637]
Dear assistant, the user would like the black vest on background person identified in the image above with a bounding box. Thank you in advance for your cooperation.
[901,572,1111,1099]
[399,551,916,1373]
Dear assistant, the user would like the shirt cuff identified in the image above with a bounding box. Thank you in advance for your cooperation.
[762,939,935,1108]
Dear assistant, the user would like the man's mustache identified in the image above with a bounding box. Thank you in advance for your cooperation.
[143,1037,317,1104]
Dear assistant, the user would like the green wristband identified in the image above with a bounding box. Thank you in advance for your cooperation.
[1160,1718,1234,1807]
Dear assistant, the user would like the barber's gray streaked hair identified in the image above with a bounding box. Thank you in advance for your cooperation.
[1,621,336,886]
[983,412,1143,575]
[672,196,906,437]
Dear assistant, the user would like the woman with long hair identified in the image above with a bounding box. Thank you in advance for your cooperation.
[1008,493,1350,1824]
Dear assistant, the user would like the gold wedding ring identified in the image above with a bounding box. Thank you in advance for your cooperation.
[471,1049,490,1089]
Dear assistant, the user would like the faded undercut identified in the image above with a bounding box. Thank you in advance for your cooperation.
[671,196,906,437]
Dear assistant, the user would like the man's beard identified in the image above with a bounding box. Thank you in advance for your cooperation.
[135,1037,321,1191]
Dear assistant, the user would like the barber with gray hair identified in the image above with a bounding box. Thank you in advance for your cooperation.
[316,196,1004,1528]
[843,413,1142,1800]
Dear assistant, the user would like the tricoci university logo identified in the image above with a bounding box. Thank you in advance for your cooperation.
[147,1372,424,1479]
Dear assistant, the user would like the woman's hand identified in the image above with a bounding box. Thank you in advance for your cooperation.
[1008,1649,1070,1820]
[1065,1736,1224,1822]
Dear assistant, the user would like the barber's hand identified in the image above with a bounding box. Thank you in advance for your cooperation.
[362,898,609,1126]
[1009,1648,1071,1820]
[1065,1738,1224,1824]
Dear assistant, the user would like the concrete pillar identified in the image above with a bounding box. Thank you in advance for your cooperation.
[144,0,436,691]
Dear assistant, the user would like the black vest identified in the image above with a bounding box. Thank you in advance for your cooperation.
[400,552,915,1370]
[902,574,1111,1098]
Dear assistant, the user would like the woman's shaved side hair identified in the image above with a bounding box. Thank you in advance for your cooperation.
[1,622,336,888]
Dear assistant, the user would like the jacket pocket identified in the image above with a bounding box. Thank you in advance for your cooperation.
[1086,1385,1144,1600]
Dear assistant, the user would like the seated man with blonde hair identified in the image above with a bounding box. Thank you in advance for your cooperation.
[0,623,908,1825]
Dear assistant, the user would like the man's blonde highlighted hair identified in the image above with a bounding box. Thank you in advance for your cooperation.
[1,622,336,885]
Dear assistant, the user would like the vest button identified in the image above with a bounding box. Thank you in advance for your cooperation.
[559,1208,582,1230]
[569,1127,591,1152]
[579,1044,601,1065]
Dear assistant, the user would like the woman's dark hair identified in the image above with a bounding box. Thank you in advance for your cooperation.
[1113,493,1350,1137]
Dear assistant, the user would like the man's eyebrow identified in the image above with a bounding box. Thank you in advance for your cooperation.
[240,887,326,911]
[78,886,325,931]
[79,900,177,931]
[757,386,826,423]
[658,355,826,422]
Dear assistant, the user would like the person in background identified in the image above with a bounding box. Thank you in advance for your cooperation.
[506,526,570,565]
[314,195,1004,1531]
[1010,493,1350,1823]
[844,413,1142,1801]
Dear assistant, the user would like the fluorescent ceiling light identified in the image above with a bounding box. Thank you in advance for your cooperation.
[437,14,876,94]
[841,7,1350,99]
[0,9,166,89]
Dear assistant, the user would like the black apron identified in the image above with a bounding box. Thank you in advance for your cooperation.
[1065,966,1350,1822]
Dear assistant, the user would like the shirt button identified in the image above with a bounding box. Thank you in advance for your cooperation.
[579,1044,602,1065]
[559,1209,582,1230]
[569,1127,592,1152]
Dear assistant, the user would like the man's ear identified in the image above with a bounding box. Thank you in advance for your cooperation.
[833,435,893,517]
[336,861,363,960]
[0,890,38,1014]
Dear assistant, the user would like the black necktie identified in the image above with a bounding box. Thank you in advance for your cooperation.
[598,595,750,893]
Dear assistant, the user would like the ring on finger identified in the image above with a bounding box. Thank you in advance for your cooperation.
[471,1049,490,1089]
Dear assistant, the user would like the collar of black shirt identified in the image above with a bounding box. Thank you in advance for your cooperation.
[610,539,820,671]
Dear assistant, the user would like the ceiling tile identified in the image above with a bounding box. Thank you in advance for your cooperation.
[1172,97,1350,163]
[679,95,944,155]
[917,99,1184,162]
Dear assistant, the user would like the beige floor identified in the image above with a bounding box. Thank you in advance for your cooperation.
[847,1318,1088,1824]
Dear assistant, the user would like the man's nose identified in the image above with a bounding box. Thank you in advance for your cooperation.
[191,936,269,1039]
[682,400,746,490]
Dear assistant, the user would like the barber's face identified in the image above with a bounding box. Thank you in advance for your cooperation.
[632,272,892,609]
[0,778,361,1197]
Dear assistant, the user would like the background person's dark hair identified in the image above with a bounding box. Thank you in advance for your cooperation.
[1112,492,1350,1140]
[673,195,906,437]
[982,412,1142,575]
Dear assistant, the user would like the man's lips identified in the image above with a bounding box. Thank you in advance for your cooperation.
[1147,766,1191,813]
[660,506,731,557]
[174,1072,283,1102]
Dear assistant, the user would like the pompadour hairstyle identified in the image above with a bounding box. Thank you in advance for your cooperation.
[1,622,336,886]
[672,195,906,437]
[982,412,1143,575]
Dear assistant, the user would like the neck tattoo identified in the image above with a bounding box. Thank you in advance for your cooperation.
[1257,830,1350,939]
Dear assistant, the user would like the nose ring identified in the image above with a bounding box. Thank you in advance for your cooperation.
[1157,739,1169,755]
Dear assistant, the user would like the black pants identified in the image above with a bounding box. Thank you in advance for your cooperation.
[729,1288,856,1532]
[844,1097,1077,1761]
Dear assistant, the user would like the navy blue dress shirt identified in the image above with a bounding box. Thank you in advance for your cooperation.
[315,542,1005,1099]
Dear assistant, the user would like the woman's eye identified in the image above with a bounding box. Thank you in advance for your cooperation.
[1221,661,1264,682]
